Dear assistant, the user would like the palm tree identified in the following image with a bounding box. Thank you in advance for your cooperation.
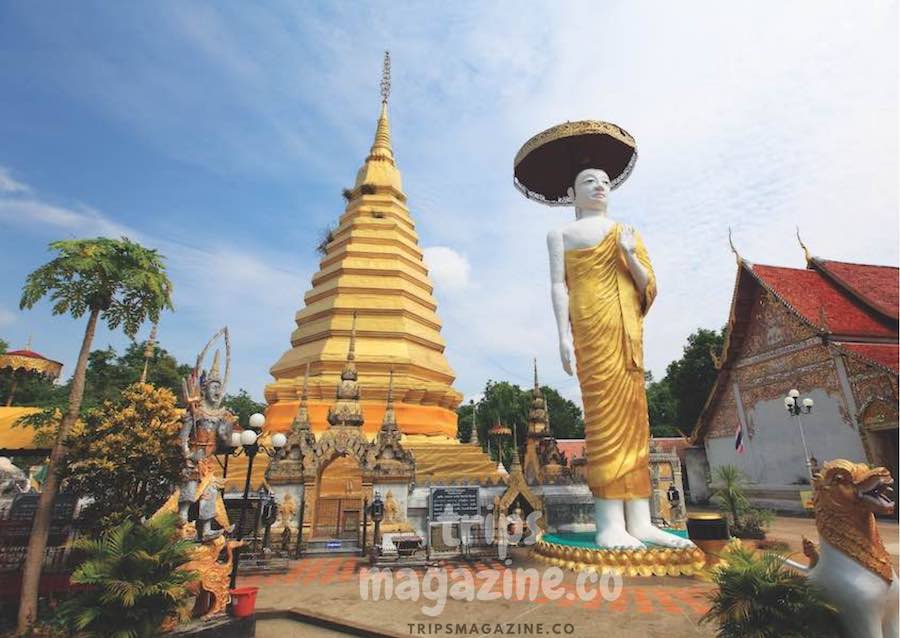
[58,512,198,637]
[17,237,173,633]
[711,464,750,529]
[700,545,840,638]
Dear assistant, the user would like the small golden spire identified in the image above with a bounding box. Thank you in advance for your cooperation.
[293,361,311,431]
[380,367,398,433]
[796,226,813,265]
[301,361,310,402]
[140,323,158,384]
[348,311,357,362]
[386,367,394,407]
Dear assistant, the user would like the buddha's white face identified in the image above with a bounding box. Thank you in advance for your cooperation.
[569,168,611,211]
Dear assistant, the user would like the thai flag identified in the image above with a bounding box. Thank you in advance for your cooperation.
[734,422,745,455]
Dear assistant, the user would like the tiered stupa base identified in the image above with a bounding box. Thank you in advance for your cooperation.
[532,532,707,577]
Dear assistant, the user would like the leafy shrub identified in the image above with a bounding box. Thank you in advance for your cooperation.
[701,545,841,638]
[732,507,774,540]
[58,512,197,637]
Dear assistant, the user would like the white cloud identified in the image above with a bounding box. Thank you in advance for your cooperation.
[423,246,471,292]
[0,307,15,328]
[0,179,306,398]
[0,167,28,194]
[0,199,135,239]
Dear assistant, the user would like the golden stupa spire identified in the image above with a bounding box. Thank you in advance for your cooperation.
[355,51,400,189]
[367,51,394,163]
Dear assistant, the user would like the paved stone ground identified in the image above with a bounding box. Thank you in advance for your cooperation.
[244,512,899,638]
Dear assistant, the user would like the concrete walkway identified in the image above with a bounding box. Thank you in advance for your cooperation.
[243,512,899,638]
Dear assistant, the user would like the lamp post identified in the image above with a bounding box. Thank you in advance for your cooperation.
[370,491,384,558]
[784,389,815,481]
[227,413,287,591]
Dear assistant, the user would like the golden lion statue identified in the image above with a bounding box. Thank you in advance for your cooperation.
[784,460,897,638]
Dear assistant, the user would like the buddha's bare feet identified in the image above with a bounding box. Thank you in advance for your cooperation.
[595,527,645,549]
[626,523,694,549]
[623,498,695,549]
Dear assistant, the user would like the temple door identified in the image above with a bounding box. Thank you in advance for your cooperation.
[313,455,364,539]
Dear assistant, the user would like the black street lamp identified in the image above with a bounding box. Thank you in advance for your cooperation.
[784,388,815,481]
[227,413,286,590]
[370,491,384,557]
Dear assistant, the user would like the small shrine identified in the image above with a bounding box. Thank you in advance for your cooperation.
[265,314,416,550]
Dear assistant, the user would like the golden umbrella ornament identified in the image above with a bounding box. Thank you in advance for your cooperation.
[0,341,63,406]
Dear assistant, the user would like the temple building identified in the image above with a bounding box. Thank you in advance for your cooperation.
[688,240,898,510]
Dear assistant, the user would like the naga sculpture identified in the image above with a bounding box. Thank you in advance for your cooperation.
[785,460,897,638]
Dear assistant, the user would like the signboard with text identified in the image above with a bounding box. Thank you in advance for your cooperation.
[429,486,479,519]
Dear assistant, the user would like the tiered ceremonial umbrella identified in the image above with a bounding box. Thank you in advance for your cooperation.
[0,342,63,406]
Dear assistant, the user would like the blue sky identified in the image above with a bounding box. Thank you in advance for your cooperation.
[0,2,896,410]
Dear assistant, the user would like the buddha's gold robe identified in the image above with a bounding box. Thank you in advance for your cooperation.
[565,223,656,499]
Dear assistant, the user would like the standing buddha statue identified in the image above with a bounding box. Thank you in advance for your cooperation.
[514,121,692,550]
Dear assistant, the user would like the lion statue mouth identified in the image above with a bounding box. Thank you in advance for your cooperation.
[856,471,895,514]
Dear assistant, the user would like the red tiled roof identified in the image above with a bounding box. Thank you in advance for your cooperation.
[752,264,896,338]
[5,349,51,360]
[833,342,899,373]
[651,437,690,455]
[813,259,899,320]
[555,439,585,462]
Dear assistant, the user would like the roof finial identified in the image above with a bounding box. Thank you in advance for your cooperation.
[728,227,742,264]
[796,226,813,265]
[380,50,391,104]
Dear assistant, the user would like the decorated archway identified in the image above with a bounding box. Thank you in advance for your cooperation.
[313,454,365,539]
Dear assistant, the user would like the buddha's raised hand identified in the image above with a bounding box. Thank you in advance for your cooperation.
[618,224,638,254]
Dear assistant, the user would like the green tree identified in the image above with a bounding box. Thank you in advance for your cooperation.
[711,465,751,528]
[58,512,198,637]
[222,388,266,428]
[17,237,173,632]
[645,372,680,437]
[700,546,840,637]
[542,386,584,439]
[457,401,474,443]
[458,380,585,454]
[61,383,185,534]
[665,327,725,435]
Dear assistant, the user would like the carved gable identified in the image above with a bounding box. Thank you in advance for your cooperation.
[737,291,817,362]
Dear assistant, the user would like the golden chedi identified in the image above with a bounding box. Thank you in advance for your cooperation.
[265,55,479,478]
